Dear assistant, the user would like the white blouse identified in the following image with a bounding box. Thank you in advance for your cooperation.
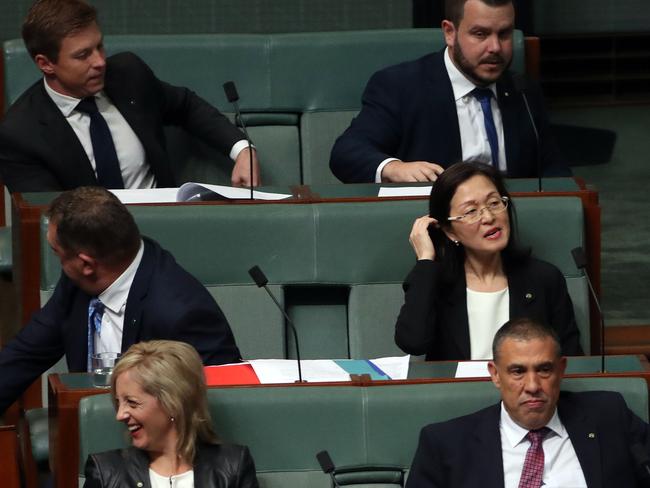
[466,287,509,359]
[149,468,194,488]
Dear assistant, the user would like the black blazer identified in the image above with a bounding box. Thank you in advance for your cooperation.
[0,52,244,193]
[407,391,650,487]
[394,258,583,360]
[84,443,259,488]
[0,238,241,414]
[330,50,570,183]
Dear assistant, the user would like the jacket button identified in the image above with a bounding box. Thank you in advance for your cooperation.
[525,293,533,300]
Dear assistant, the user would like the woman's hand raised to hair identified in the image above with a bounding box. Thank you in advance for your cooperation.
[409,216,438,261]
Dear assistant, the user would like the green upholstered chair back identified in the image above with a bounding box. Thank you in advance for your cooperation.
[40,195,588,360]
[78,377,648,486]
[4,30,526,185]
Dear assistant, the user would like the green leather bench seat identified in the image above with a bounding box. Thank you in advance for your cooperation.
[0,226,11,275]
[4,30,526,186]
[40,196,589,360]
[78,377,648,487]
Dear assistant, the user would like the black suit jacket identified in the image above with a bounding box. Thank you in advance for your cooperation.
[330,50,570,183]
[84,443,259,488]
[407,391,650,487]
[0,52,244,193]
[394,258,583,360]
[0,238,241,414]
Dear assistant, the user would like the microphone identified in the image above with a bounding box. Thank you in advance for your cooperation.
[631,443,650,479]
[223,81,254,200]
[248,265,304,383]
[571,247,606,372]
[316,450,341,487]
[512,74,542,192]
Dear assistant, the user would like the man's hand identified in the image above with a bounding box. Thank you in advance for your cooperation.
[231,147,261,187]
[382,160,444,183]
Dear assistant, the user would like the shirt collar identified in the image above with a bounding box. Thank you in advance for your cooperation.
[499,401,567,448]
[98,240,144,314]
[43,78,106,117]
[443,47,497,101]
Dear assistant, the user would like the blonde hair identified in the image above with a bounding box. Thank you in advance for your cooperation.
[111,340,217,463]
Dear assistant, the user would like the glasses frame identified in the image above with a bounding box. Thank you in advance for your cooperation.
[447,196,509,224]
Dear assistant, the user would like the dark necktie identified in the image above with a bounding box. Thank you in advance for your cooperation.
[518,427,550,488]
[472,87,499,168]
[87,298,105,372]
[76,97,125,189]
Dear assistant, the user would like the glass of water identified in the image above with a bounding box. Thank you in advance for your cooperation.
[91,352,121,388]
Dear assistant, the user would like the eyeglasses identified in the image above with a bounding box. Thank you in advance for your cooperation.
[447,196,509,224]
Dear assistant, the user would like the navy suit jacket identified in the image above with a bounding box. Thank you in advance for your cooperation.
[394,258,583,360]
[0,238,241,414]
[407,391,650,487]
[0,52,244,193]
[330,50,570,183]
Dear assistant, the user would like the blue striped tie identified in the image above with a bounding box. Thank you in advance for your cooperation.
[87,298,105,372]
[472,88,499,168]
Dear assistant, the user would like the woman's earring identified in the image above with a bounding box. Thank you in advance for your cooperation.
[453,239,460,246]
[170,417,175,423]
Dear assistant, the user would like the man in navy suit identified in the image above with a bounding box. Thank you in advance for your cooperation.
[0,0,260,193]
[406,317,650,487]
[0,187,241,414]
[330,0,570,183]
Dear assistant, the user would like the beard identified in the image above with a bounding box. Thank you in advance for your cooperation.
[451,34,512,86]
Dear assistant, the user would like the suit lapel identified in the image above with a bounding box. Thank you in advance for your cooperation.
[496,76,521,175]
[507,265,538,320]
[121,240,155,351]
[425,51,463,164]
[444,276,472,358]
[35,84,98,185]
[472,405,506,487]
[558,395,603,488]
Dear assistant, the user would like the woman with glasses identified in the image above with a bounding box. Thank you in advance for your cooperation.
[394,162,582,360]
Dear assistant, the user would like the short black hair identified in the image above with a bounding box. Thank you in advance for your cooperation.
[444,0,513,26]
[492,317,561,363]
[47,186,141,266]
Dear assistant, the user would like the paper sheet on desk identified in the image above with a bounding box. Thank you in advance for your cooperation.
[110,183,291,204]
[249,356,410,384]
[378,186,432,197]
[455,361,490,378]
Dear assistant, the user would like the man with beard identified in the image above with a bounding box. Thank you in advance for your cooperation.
[329,0,570,183]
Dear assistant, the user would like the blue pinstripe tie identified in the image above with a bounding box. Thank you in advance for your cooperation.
[87,298,105,372]
[472,88,499,168]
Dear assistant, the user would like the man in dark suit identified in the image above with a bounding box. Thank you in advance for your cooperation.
[0,187,241,414]
[407,318,650,487]
[330,0,570,183]
[0,0,260,193]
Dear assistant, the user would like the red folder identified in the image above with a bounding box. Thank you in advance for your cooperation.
[204,364,260,386]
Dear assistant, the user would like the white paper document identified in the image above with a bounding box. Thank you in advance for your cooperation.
[177,182,291,201]
[378,186,432,198]
[455,360,490,378]
[110,183,291,204]
[371,355,410,380]
[248,356,411,384]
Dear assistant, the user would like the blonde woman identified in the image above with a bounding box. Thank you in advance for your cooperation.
[83,340,258,488]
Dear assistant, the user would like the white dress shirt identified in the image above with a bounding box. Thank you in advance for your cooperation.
[466,287,509,359]
[375,47,507,182]
[44,79,249,188]
[94,241,145,354]
[500,403,588,488]
[150,468,194,488]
